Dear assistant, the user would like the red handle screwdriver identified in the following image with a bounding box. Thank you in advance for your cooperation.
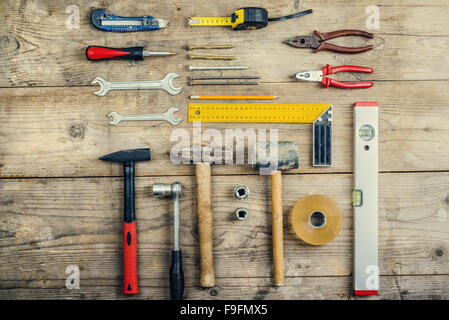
[86,46,176,61]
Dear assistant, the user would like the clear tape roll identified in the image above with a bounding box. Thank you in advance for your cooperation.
[289,194,343,245]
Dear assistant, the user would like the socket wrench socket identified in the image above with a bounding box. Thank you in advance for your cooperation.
[235,208,249,220]
[234,185,249,200]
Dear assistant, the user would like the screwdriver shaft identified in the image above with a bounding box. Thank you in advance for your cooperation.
[143,51,177,57]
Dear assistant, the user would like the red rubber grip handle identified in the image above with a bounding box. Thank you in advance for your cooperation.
[322,64,373,75]
[86,46,144,61]
[321,77,373,89]
[86,46,130,60]
[123,221,138,294]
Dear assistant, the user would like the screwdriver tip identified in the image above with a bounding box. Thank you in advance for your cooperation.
[170,52,177,55]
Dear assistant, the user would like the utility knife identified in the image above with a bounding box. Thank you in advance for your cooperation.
[90,8,170,32]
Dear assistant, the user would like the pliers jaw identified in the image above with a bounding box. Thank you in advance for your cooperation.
[284,35,320,49]
[294,64,374,89]
[285,30,374,54]
[294,70,323,82]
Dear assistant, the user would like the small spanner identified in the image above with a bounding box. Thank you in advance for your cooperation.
[92,73,183,96]
[107,108,182,126]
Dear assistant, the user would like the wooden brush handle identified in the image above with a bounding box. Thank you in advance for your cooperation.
[195,163,215,287]
[271,170,285,286]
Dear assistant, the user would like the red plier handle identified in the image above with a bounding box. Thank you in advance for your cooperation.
[321,64,373,89]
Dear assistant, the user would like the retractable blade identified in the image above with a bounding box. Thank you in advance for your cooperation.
[90,9,170,32]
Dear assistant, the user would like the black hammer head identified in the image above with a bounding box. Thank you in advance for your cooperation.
[99,148,152,163]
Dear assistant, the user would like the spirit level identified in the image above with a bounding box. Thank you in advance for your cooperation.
[353,102,379,295]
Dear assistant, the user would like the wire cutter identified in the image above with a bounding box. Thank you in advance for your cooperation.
[284,30,374,54]
[294,64,373,89]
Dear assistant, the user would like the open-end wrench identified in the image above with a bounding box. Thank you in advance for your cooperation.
[107,108,182,126]
[92,73,183,96]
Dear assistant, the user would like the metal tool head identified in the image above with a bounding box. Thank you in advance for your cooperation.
[294,70,323,82]
[252,141,299,171]
[164,107,182,125]
[92,77,110,96]
[107,112,122,125]
[169,145,233,164]
[284,35,319,49]
[99,148,152,163]
[153,182,182,198]
[161,73,183,95]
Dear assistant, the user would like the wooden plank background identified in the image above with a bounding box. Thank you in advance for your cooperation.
[0,0,448,300]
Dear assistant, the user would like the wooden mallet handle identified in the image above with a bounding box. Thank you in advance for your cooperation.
[271,170,285,286]
[195,163,215,287]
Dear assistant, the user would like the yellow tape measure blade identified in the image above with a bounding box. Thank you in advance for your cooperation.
[188,16,232,26]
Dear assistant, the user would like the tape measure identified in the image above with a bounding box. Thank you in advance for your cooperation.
[188,103,333,167]
[188,7,312,31]
[188,103,330,123]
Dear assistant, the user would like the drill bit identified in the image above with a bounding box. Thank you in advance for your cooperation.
[190,76,260,80]
[189,81,260,86]
[188,65,248,71]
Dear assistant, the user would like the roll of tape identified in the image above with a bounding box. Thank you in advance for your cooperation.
[289,194,343,245]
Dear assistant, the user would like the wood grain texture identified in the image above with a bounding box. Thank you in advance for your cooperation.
[0,0,448,300]
[0,81,448,177]
[0,0,448,87]
[0,172,448,299]
[1,275,448,300]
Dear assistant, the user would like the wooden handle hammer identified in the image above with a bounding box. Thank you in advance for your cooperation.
[253,141,300,286]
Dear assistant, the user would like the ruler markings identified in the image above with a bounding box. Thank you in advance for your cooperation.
[188,103,332,123]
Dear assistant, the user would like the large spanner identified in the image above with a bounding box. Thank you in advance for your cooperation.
[107,107,182,126]
[92,73,183,96]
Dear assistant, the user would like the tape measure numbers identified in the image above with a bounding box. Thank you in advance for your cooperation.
[188,103,330,123]
[188,7,312,30]
[188,103,333,166]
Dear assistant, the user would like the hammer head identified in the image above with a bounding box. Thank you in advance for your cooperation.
[252,141,299,171]
[99,148,152,163]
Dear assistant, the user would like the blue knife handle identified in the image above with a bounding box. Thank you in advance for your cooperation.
[91,9,161,32]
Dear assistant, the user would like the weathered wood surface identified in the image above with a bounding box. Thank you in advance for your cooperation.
[1,276,448,300]
[1,0,449,87]
[0,0,448,299]
[0,173,448,299]
[1,80,448,177]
